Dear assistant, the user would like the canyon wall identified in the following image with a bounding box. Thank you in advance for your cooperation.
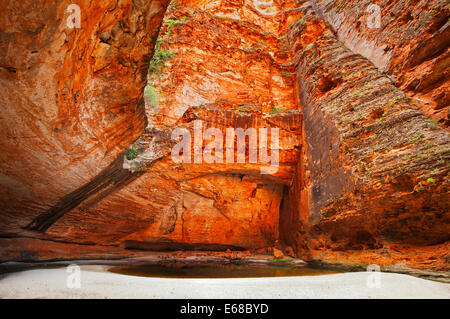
[0,0,449,271]
[28,0,304,251]
[312,0,449,127]
[284,1,449,270]
[0,0,170,234]
[0,0,302,255]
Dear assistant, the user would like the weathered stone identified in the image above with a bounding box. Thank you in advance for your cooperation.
[0,0,170,233]
[283,1,449,268]
[312,0,450,128]
[272,247,284,259]
[0,0,448,273]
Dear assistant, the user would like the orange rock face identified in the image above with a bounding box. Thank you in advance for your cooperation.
[0,0,303,253]
[147,0,299,124]
[313,0,450,127]
[283,1,450,269]
[0,0,170,232]
[38,0,303,250]
[0,0,449,273]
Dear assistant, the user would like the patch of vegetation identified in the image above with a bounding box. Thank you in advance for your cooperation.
[163,16,188,38]
[268,106,283,115]
[273,259,293,263]
[165,19,179,37]
[148,16,189,76]
[144,85,160,109]
[168,1,180,10]
[236,105,254,114]
[125,147,139,161]
[356,161,370,174]
[386,95,403,107]
[281,71,295,77]
[149,46,174,74]
[131,163,147,173]
[427,177,436,185]
[409,133,425,143]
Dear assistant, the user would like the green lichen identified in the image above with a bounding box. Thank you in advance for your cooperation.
[168,1,180,10]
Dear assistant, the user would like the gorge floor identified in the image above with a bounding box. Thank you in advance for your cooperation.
[0,264,449,299]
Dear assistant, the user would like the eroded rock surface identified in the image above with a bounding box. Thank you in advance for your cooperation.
[312,0,450,127]
[0,0,170,232]
[34,0,304,250]
[0,0,449,272]
[284,1,449,269]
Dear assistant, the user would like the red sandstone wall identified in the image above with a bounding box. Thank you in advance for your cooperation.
[0,0,448,271]
[36,0,304,250]
[312,0,449,127]
[0,0,303,253]
[0,0,170,233]
[287,1,449,270]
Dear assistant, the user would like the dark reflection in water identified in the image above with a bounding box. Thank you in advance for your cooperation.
[109,263,340,278]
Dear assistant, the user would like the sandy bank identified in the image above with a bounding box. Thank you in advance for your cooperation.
[0,265,448,299]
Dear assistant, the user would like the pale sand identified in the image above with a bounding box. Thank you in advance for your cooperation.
[0,265,448,299]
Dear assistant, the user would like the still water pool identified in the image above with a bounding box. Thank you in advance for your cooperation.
[109,263,340,278]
